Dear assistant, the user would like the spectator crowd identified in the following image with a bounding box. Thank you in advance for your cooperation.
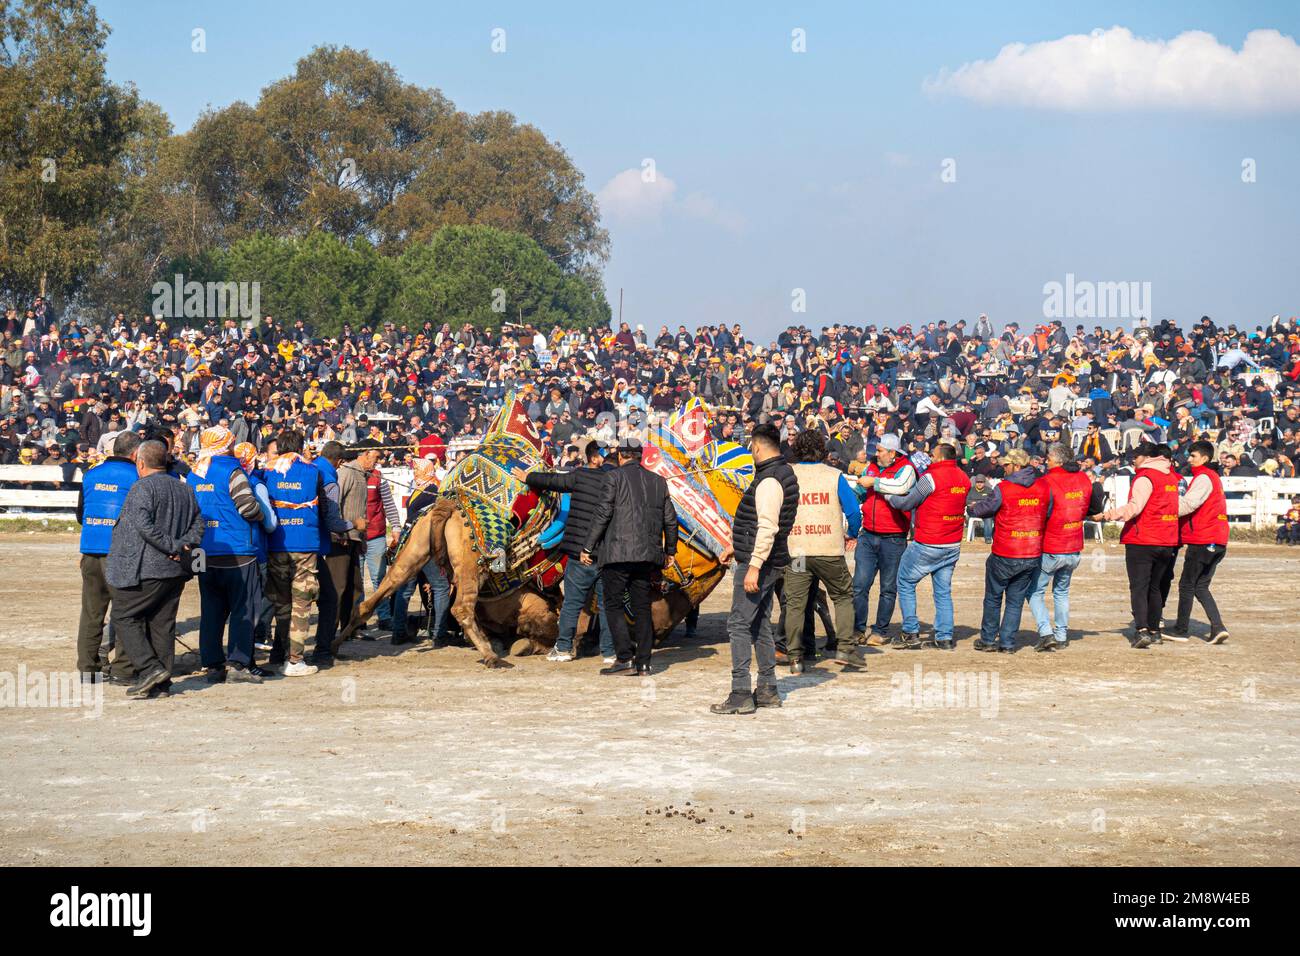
[4,304,1299,504]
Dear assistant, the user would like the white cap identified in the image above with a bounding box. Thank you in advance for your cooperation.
[878,433,902,452]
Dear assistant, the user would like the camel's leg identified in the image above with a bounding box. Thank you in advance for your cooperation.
[445,514,510,669]
[336,512,436,648]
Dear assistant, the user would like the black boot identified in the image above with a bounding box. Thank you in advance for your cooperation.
[710,691,757,715]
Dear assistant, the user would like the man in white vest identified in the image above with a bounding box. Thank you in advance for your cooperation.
[784,429,867,673]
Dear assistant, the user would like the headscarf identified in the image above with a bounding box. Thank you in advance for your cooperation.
[411,455,437,489]
[233,441,258,472]
[193,425,235,478]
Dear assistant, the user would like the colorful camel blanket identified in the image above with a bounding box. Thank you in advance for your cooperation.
[438,396,562,597]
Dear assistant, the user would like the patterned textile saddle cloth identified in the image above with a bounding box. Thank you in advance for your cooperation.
[437,396,561,597]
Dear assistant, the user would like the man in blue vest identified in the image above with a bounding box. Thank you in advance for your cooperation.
[75,431,142,682]
[265,429,353,676]
[186,426,275,684]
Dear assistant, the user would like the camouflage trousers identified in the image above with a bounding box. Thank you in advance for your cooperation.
[267,551,320,662]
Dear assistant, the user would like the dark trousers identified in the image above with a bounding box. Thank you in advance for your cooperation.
[601,561,657,667]
[253,561,274,640]
[316,547,360,653]
[197,563,258,667]
[1124,544,1178,632]
[1175,544,1227,632]
[980,553,1039,648]
[110,577,186,680]
[77,554,120,674]
[726,562,782,694]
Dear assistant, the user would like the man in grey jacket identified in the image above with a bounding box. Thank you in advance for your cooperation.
[105,439,205,698]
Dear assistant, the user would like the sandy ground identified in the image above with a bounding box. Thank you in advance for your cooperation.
[0,533,1297,866]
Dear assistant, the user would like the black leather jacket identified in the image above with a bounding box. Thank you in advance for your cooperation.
[583,460,678,565]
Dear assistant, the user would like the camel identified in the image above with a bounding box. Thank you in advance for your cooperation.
[335,498,560,668]
[337,495,730,667]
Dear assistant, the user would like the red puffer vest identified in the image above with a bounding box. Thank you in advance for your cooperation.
[1120,466,1179,546]
[1041,467,1094,554]
[992,476,1048,559]
[1179,465,1229,546]
[912,459,970,545]
[860,457,911,535]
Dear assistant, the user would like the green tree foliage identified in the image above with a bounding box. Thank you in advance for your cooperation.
[0,0,148,304]
[0,6,611,325]
[211,226,608,336]
[391,225,609,331]
[161,45,608,272]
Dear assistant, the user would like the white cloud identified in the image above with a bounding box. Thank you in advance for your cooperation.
[596,167,677,220]
[597,168,745,234]
[924,27,1300,112]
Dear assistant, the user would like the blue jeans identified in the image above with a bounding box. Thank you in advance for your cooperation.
[197,562,259,667]
[363,536,391,628]
[852,532,906,635]
[391,560,450,641]
[556,557,613,655]
[1027,551,1081,643]
[977,518,993,543]
[980,554,1040,648]
[896,542,961,641]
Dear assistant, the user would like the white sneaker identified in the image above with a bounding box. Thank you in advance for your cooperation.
[602,656,617,665]
[283,660,318,677]
[547,648,574,662]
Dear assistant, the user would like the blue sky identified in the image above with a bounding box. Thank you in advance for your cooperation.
[98,1,1300,338]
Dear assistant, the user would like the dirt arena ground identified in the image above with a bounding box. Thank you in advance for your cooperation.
[1,532,1297,866]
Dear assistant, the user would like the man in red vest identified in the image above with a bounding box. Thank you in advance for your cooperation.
[1027,442,1106,652]
[881,442,970,649]
[968,448,1048,652]
[352,439,401,635]
[1172,440,1230,643]
[852,433,916,646]
[1102,441,1181,648]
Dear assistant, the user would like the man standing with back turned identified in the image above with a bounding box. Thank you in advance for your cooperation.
[1027,442,1104,652]
[883,442,971,650]
[105,440,205,699]
[783,428,865,673]
[1102,441,1180,649]
[582,437,676,677]
[75,430,141,683]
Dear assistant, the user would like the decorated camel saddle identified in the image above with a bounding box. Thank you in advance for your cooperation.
[437,395,566,598]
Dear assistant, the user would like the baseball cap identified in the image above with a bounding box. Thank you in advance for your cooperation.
[878,433,902,452]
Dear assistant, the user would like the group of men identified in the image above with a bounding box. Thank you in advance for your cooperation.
[74,426,434,698]
[702,429,1233,714]
[73,415,1233,709]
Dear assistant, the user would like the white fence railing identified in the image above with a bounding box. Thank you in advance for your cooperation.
[0,464,83,519]
[1099,475,1300,528]
[2,464,1297,530]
